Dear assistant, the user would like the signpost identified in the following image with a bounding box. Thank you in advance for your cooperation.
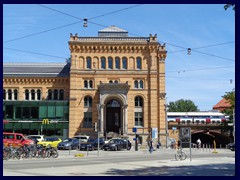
[132,127,138,151]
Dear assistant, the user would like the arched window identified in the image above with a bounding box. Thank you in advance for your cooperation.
[115,57,120,69]
[25,89,29,100]
[136,57,142,69]
[114,80,118,84]
[53,89,58,100]
[109,80,113,83]
[48,89,52,100]
[31,89,35,100]
[13,89,18,100]
[86,57,92,69]
[59,89,64,100]
[37,89,41,100]
[135,96,143,107]
[139,80,143,89]
[3,89,6,100]
[134,80,138,88]
[84,80,88,88]
[101,57,106,69]
[7,89,12,100]
[108,57,113,69]
[84,96,92,107]
[122,57,127,69]
[89,80,93,88]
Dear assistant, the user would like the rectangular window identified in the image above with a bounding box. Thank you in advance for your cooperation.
[31,107,39,119]
[135,112,143,126]
[16,107,22,119]
[56,106,63,117]
[48,106,56,118]
[22,107,30,118]
[39,106,47,118]
[84,112,92,128]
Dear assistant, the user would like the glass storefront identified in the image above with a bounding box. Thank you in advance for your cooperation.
[3,101,69,139]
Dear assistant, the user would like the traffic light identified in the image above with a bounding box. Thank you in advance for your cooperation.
[93,122,98,132]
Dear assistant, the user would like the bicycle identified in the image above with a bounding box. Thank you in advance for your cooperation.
[175,147,187,161]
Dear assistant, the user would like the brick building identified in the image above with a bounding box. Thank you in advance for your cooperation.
[3,26,167,145]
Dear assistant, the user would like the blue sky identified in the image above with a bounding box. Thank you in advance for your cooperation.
[3,4,235,111]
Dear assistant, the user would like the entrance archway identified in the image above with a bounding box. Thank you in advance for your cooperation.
[106,99,121,134]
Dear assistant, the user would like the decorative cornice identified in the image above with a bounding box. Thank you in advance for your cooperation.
[3,77,69,84]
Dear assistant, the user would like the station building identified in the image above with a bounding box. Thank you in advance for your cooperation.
[3,26,167,145]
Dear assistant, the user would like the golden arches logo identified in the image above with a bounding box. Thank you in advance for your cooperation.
[42,119,49,124]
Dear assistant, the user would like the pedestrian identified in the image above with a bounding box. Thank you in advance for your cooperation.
[157,141,161,149]
[149,138,153,153]
[197,138,201,149]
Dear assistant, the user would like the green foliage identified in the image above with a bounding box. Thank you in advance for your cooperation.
[224,4,235,12]
[167,99,198,112]
[222,90,235,121]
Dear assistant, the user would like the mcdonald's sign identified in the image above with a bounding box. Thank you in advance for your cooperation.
[42,119,49,124]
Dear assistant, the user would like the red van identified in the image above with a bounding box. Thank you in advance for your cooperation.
[3,132,35,147]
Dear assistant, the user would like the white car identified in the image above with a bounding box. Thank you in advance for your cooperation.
[27,135,45,142]
[72,135,90,142]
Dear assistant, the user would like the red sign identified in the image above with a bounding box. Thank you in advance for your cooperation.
[3,120,9,124]
[175,118,180,122]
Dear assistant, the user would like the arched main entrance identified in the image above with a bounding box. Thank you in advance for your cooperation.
[106,99,121,134]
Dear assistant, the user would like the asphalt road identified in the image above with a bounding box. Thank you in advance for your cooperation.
[3,148,235,176]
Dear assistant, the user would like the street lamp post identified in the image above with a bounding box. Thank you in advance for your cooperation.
[97,104,101,157]
[164,100,168,149]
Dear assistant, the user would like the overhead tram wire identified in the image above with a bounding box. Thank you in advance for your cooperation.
[4,4,235,62]
[3,47,67,60]
[4,4,143,44]
[168,41,235,53]
[167,65,235,73]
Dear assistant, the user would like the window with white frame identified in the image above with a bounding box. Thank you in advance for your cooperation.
[84,96,92,107]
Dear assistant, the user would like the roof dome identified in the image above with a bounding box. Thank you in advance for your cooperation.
[98,25,128,37]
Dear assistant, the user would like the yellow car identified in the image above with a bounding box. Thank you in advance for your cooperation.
[37,137,62,148]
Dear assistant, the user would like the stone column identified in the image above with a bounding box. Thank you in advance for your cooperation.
[123,105,128,136]
[100,104,104,136]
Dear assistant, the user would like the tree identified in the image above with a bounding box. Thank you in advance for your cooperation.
[222,90,235,121]
[167,99,198,112]
[224,4,235,12]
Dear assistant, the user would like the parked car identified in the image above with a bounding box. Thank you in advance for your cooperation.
[102,138,131,151]
[3,132,35,147]
[227,143,235,151]
[27,135,45,143]
[57,138,79,150]
[79,138,105,151]
[37,137,62,148]
[72,135,89,142]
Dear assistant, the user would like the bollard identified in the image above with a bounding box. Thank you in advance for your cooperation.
[69,145,71,155]
[212,140,218,153]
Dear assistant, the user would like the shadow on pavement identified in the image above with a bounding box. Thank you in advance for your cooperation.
[104,163,235,176]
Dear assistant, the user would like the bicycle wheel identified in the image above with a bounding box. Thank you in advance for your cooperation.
[175,153,180,161]
[179,152,187,160]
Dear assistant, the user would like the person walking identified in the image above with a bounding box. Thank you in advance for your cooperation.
[149,138,153,153]
[197,138,201,149]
